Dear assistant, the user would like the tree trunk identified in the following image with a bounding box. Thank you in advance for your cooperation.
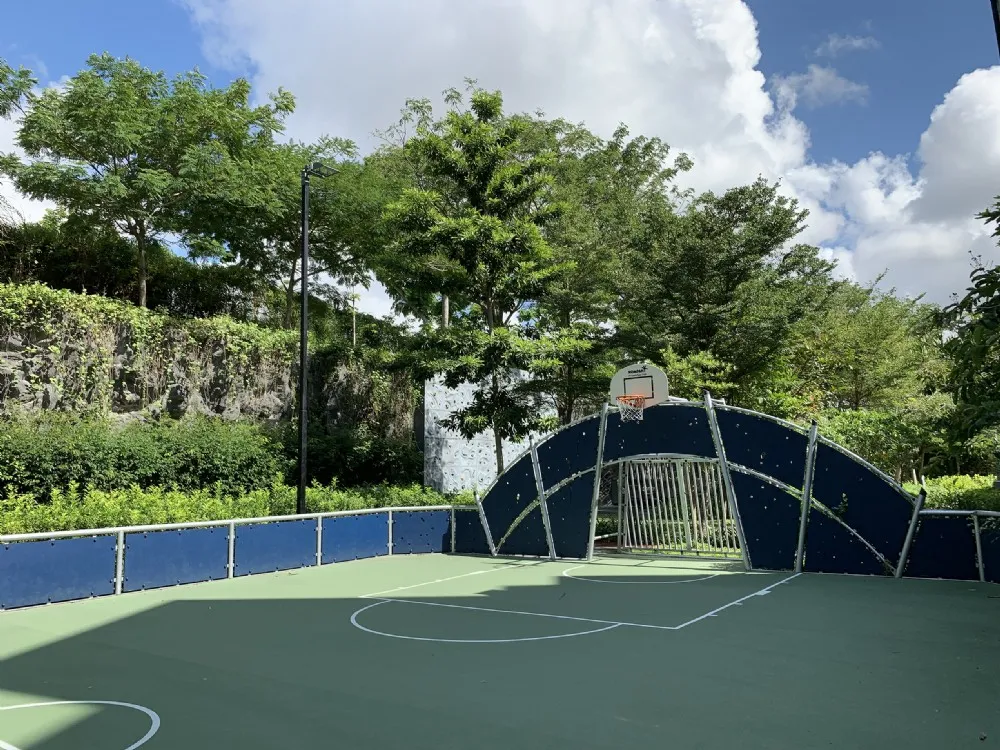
[136,234,148,308]
[494,427,504,476]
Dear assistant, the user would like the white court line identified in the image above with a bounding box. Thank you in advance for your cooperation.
[361,561,535,599]
[0,700,160,750]
[351,601,622,643]
[371,596,676,631]
[561,565,721,584]
[671,572,801,630]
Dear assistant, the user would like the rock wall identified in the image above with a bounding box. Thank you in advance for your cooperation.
[423,375,552,494]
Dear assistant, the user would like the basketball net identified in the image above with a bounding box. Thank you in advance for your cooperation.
[616,394,646,422]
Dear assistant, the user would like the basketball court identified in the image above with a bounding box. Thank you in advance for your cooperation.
[0,553,997,749]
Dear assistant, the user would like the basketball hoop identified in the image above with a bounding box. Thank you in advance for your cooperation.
[616,394,646,422]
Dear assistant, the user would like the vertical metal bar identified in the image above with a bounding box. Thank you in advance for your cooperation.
[895,489,925,578]
[648,462,668,552]
[388,509,394,555]
[662,462,682,552]
[474,487,498,557]
[616,463,624,552]
[622,462,636,550]
[298,172,310,516]
[795,421,819,573]
[637,463,655,550]
[704,392,750,569]
[530,441,557,560]
[114,531,125,595]
[626,461,644,550]
[315,515,323,566]
[227,521,236,578]
[586,402,611,560]
[676,461,693,550]
[974,513,985,583]
[691,462,709,552]
[450,506,457,554]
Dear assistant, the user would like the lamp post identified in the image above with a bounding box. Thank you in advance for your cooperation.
[298,161,337,514]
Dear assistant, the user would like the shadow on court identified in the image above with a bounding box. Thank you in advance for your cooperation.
[0,556,998,749]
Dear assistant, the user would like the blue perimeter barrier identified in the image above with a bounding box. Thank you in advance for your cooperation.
[0,506,466,611]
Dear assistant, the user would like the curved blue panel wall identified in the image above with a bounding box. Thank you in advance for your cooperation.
[980,524,1000,584]
[730,472,800,571]
[602,404,716,464]
[453,509,490,555]
[811,442,913,565]
[803,507,887,576]
[124,527,228,592]
[716,409,807,489]
[545,473,595,559]
[536,416,600,489]
[392,510,450,554]
[235,520,316,576]
[480,454,538,541]
[497,506,549,557]
[0,536,116,609]
[905,516,980,581]
[322,513,389,563]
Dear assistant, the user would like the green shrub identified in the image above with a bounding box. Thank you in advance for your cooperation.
[0,481,473,535]
[0,414,283,499]
[902,474,1000,512]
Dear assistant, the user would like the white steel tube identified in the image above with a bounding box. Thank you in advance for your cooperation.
[227,521,236,578]
[315,516,323,566]
[530,441,557,560]
[795,422,819,573]
[114,531,125,595]
[974,513,985,583]
[705,392,750,569]
[585,402,611,560]
[895,489,926,578]
[388,509,394,555]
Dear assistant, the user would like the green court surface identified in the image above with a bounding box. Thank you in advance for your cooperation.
[0,555,997,749]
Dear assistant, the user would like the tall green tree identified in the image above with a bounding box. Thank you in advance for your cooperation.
[526,121,691,422]
[382,86,576,472]
[619,178,840,406]
[0,54,294,307]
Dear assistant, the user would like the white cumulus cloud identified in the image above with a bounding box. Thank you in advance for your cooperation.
[815,33,880,58]
[772,65,870,110]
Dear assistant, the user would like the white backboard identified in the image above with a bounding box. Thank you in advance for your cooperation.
[609,362,669,406]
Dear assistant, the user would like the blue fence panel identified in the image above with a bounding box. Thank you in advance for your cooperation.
[392,510,451,554]
[602,404,717,464]
[980,523,1000,584]
[234,520,316,576]
[811,442,913,565]
[322,513,389,563]
[546,473,595,560]
[452,509,490,555]
[716,409,808,490]
[905,515,980,581]
[731,472,800,571]
[0,536,116,610]
[537,416,601,490]
[497,505,549,557]
[480,455,538,543]
[803,507,889,576]
[123,527,229,592]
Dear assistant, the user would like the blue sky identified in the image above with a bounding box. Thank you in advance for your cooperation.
[2,0,999,310]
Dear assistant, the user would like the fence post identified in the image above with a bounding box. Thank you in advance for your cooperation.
[474,487,498,557]
[530,441,557,560]
[316,516,323,567]
[704,392,750,570]
[227,521,236,579]
[388,509,394,556]
[616,463,624,552]
[114,531,125,595]
[450,506,457,554]
[974,512,985,583]
[586,402,611,561]
[795,421,819,573]
[895,489,925,578]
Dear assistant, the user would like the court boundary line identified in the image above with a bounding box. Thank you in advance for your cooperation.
[0,700,160,750]
[350,569,803,641]
[561,564,722,584]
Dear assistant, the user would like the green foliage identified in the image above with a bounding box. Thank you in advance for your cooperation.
[659,347,735,401]
[0,53,294,307]
[0,481,474,535]
[381,84,579,471]
[0,414,283,498]
[902,475,1000,512]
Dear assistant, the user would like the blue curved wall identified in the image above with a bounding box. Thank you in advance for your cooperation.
[473,399,988,584]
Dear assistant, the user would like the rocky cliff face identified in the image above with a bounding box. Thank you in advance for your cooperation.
[0,284,416,438]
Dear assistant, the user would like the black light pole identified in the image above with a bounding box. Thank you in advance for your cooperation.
[298,161,337,514]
